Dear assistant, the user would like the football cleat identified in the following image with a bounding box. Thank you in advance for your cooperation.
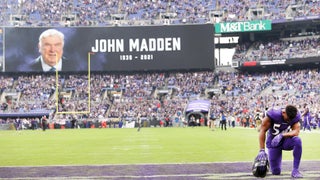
[291,169,303,178]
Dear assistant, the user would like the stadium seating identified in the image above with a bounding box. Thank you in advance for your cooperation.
[1,0,320,26]
[0,69,319,129]
[0,0,319,129]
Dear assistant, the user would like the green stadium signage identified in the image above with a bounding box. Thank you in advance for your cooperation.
[215,20,272,33]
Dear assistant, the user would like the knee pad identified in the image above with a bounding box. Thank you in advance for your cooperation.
[293,136,302,147]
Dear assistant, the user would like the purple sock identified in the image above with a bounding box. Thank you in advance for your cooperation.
[292,137,302,170]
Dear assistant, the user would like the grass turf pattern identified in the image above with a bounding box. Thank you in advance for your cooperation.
[0,127,319,166]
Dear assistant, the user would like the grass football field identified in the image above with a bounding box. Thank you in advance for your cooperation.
[0,126,319,166]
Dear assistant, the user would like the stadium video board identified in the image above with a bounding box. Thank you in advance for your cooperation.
[3,24,214,72]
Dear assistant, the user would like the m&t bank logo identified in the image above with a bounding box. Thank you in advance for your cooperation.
[215,20,272,33]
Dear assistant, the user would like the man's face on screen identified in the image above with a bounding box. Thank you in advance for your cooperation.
[39,35,64,67]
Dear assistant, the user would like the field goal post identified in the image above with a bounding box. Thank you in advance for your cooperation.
[55,52,93,114]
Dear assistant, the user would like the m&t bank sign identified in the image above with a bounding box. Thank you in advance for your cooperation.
[215,20,272,33]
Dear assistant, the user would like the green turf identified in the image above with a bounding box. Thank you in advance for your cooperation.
[0,127,319,166]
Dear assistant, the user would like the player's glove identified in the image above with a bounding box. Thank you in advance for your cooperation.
[271,133,283,147]
[252,149,269,177]
[256,149,267,160]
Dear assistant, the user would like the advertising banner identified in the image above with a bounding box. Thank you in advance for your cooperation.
[215,20,272,33]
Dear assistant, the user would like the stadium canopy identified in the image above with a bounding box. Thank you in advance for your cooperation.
[185,99,211,125]
[185,99,211,113]
[0,110,51,119]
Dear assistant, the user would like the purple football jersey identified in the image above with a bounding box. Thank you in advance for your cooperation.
[265,108,301,148]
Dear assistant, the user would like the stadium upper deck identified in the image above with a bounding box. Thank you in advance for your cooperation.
[1,0,320,27]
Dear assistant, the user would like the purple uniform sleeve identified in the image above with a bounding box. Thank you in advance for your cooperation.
[265,108,301,148]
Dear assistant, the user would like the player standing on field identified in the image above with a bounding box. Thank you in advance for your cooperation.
[254,109,263,132]
[41,115,47,131]
[137,113,141,132]
[302,104,311,131]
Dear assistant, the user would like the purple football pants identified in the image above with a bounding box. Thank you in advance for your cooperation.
[268,136,302,175]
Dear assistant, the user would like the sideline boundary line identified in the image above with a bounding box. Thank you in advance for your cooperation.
[0,161,319,179]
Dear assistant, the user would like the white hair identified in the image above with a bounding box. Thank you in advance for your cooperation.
[39,29,64,47]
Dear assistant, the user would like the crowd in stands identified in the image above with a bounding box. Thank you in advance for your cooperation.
[1,0,320,26]
[0,68,319,129]
[1,1,320,130]
[233,34,320,63]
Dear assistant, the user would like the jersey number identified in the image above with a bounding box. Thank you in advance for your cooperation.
[272,123,290,135]
[272,124,281,135]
